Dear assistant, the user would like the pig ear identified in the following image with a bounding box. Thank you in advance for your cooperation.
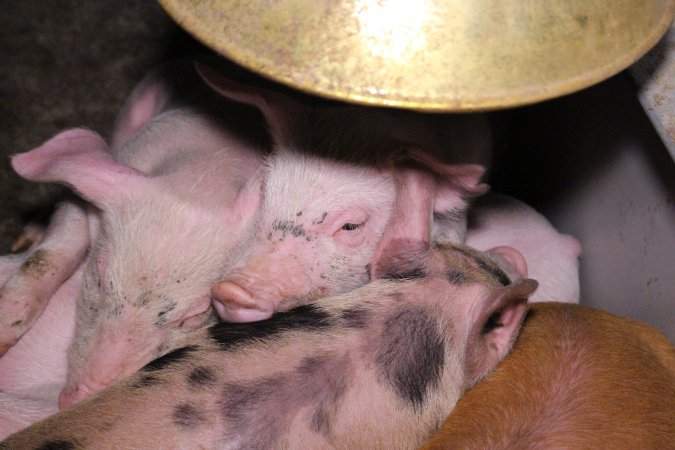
[11,128,147,208]
[486,245,528,279]
[369,148,488,280]
[195,62,305,148]
[465,278,537,386]
[111,67,172,149]
[402,147,489,213]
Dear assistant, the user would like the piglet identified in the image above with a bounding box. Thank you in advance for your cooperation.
[466,192,581,303]
[195,65,491,322]
[421,302,675,449]
[1,59,267,408]
[1,243,537,449]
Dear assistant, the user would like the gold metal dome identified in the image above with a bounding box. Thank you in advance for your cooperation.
[158,0,675,111]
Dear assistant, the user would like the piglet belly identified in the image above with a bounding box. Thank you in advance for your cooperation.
[0,266,79,402]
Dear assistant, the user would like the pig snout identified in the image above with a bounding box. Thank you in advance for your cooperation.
[211,280,275,322]
[212,255,315,323]
[59,358,138,409]
[59,329,163,409]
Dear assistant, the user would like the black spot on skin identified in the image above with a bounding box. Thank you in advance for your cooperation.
[187,366,217,388]
[475,259,511,286]
[208,304,333,351]
[315,212,328,225]
[222,377,281,419]
[296,211,303,216]
[381,267,426,281]
[34,440,77,450]
[447,270,469,284]
[340,306,372,328]
[311,406,331,436]
[451,246,511,286]
[141,345,197,372]
[221,353,350,446]
[172,402,205,428]
[11,320,22,327]
[272,219,305,237]
[375,307,445,409]
[154,301,177,327]
[133,374,161,388]
[108,303,123,318]
[136,291,152,307]
[297,355,328,376]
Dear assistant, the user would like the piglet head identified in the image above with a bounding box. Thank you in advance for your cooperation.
[13,127,258,407]
[438,242,534,388]
[380,241,536,399]
[58,255,215,408]
[211,148,486,323]
[212,150,396,322]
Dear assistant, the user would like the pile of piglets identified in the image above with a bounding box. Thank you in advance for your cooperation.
[0,58,582,443]
[1,243,538,449]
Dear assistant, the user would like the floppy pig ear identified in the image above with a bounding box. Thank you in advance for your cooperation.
[195,62,306,148]
[404,147,488,213]
[369,148,488,280]
[11,128,147,208]
[486,245,529,280]
[465,278,537,386]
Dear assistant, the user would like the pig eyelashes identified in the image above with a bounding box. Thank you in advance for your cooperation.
[333,220,367,247]
[340,222,362,231]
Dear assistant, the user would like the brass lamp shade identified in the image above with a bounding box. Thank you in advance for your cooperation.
[158,0,675,111]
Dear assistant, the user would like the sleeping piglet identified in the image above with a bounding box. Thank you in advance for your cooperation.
[0,61,489,407]
[196,65,490,322]
[1,243,537,449]
[0,59,267,408]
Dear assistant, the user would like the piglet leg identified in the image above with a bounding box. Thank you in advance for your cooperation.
[10,223,46,253]
[0,200,89,355]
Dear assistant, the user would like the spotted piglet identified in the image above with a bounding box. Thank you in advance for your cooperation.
[1,243,536,449]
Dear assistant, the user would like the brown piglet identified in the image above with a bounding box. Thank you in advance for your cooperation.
[421,302,675,449]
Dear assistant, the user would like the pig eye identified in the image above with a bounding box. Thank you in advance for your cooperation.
[341,222,363,231]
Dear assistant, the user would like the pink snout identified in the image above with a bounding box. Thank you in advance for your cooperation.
[211,280,275,323]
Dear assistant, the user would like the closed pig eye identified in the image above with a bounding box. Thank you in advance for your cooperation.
[341,222,363,231]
